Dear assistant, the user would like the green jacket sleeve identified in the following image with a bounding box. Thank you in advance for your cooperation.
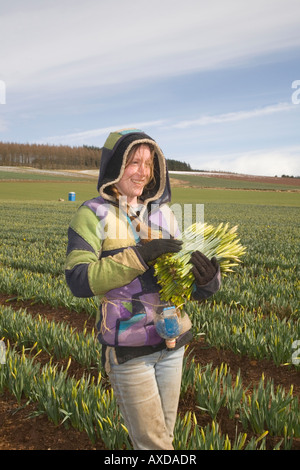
[65,205,148,297]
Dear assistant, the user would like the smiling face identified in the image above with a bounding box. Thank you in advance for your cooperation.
[114,144,154,206]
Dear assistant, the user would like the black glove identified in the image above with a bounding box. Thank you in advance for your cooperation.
[136,239,183,263]
[190,251,218,286]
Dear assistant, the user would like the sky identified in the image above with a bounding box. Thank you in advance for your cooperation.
[0,0,300,176]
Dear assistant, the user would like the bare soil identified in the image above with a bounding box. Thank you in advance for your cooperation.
[0,294,299,450]
[169,173,300,190]
[198,174,300,187]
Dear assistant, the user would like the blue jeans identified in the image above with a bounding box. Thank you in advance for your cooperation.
[107,346,185,450]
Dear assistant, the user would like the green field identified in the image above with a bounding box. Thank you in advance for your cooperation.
[171,187,300,206]
[0,180,299,207]
[0,170,92,181]
[0,180,97,202]
[0,169,299,450]
[169,173,300,191]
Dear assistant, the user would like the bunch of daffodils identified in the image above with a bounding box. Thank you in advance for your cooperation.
[154,222,246,309]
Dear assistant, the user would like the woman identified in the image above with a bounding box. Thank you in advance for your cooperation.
[65,128,221,450]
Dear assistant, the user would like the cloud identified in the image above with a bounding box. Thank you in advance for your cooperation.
[1,0,300,180]
[167,103,295,129]
[40,120,166,145]
[1,0,300,94]
[43,101,295,144]
[192,146,300,177]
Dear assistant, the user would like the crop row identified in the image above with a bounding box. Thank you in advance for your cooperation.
[0,202,299,369]
[0,201,299,449]
[181,353,299,442]
[0,305,101,370]
[1,304,299,446]
[0,340,128,449]
[0,266,98,315]
[187,301,300,367]
[0,260,298,318]
[1,313,299,449]
[0,253,298,318]
[0,264,298,367]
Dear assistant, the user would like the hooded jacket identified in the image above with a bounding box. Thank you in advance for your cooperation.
[65,129,220,366]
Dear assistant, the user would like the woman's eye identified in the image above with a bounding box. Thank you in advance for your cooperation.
[129,159,151,167]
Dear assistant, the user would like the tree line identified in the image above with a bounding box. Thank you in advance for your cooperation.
[0,141,193,171]
[165,158,192,171]
[0,142,101,169]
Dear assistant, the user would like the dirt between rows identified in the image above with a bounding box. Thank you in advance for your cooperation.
[195,174,300,186]
[0,294,299,450]
[169,177,300,191]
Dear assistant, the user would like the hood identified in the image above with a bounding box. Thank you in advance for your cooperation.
[97,128,171,207]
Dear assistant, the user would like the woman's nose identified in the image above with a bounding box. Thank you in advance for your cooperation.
[137,162,146,175]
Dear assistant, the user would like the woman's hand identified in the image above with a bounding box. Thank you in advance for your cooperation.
[136,239,183,263]
[190,251,219,286]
